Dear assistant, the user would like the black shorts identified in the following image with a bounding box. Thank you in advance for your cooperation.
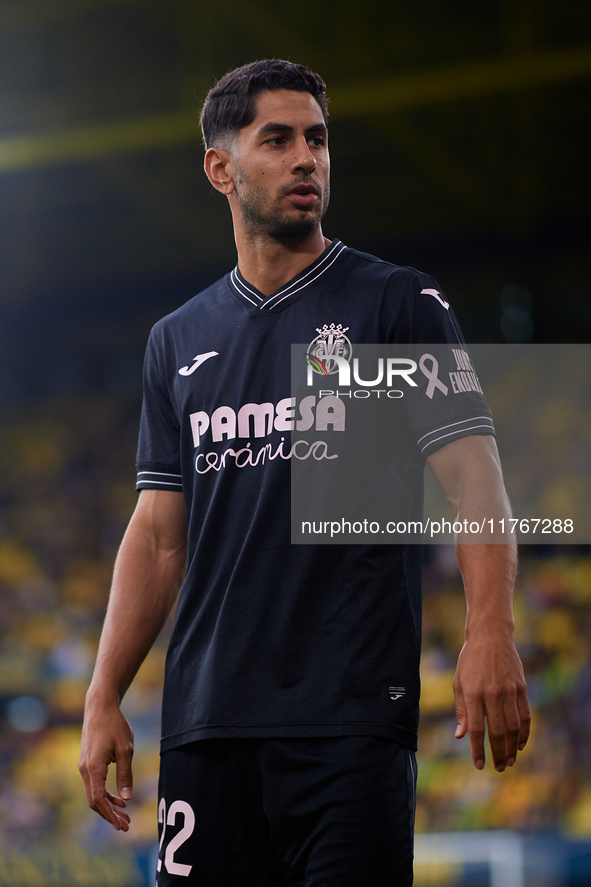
[156,735,417,887]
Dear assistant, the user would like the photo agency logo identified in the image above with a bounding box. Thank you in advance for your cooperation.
[304,328,474,399]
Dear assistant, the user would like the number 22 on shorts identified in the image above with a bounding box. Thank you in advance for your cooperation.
[157,798,195,877]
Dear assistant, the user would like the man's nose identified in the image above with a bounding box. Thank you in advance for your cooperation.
[291,139,316,174]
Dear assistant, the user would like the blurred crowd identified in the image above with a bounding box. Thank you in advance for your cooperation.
[420,546,591,836]
[0,393,590,881]
[0,393,166,881]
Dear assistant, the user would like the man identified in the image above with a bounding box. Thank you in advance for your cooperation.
[79,60,530,886]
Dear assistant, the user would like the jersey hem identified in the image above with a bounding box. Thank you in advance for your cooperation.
[421,424,496,456]
[160,722,418,753]
[136,462,183,492]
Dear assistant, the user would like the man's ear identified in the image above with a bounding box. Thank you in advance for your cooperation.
[204,146,235,195]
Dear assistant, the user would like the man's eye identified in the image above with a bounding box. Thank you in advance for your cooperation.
[309,137,325,147]
[267,137,284,146]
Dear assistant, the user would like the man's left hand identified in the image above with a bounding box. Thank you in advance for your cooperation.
[453,630,531,771]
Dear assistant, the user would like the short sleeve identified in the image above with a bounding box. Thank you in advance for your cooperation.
[393,270,496,457]
[135,326,183,492]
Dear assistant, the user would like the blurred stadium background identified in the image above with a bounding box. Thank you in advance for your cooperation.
[0,1,590,884]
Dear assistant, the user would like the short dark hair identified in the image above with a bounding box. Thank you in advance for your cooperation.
[200,59,328,149]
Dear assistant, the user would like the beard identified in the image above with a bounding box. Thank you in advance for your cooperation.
[234,162,330,240]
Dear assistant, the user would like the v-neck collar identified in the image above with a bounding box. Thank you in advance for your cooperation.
[228,239,347,313]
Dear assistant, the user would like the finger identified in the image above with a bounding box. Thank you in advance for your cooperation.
[105,798,131,825]
[483,696,508,772]
[517,690,532,752]
[93,795,129,831]
[502,696,522,767]
[464,693,486,770]
[99,796,131,827]
[106,806,130,831]
[454,684,468,739]
[106,789,127,809]
[94,795,131,830]
[116,741,134,801]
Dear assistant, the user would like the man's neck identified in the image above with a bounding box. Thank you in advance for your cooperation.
[235,228,330,296]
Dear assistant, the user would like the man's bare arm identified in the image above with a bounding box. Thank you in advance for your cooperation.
[427,435,531,772]
[78,489,187,830]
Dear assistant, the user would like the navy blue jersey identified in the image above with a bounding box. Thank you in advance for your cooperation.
[136,240,494,752]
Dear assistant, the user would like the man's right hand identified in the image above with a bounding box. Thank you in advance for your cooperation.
[78,698,135,831]
[77,490,187,832]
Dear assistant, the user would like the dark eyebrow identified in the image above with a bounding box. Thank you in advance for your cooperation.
[258,122,328,137]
